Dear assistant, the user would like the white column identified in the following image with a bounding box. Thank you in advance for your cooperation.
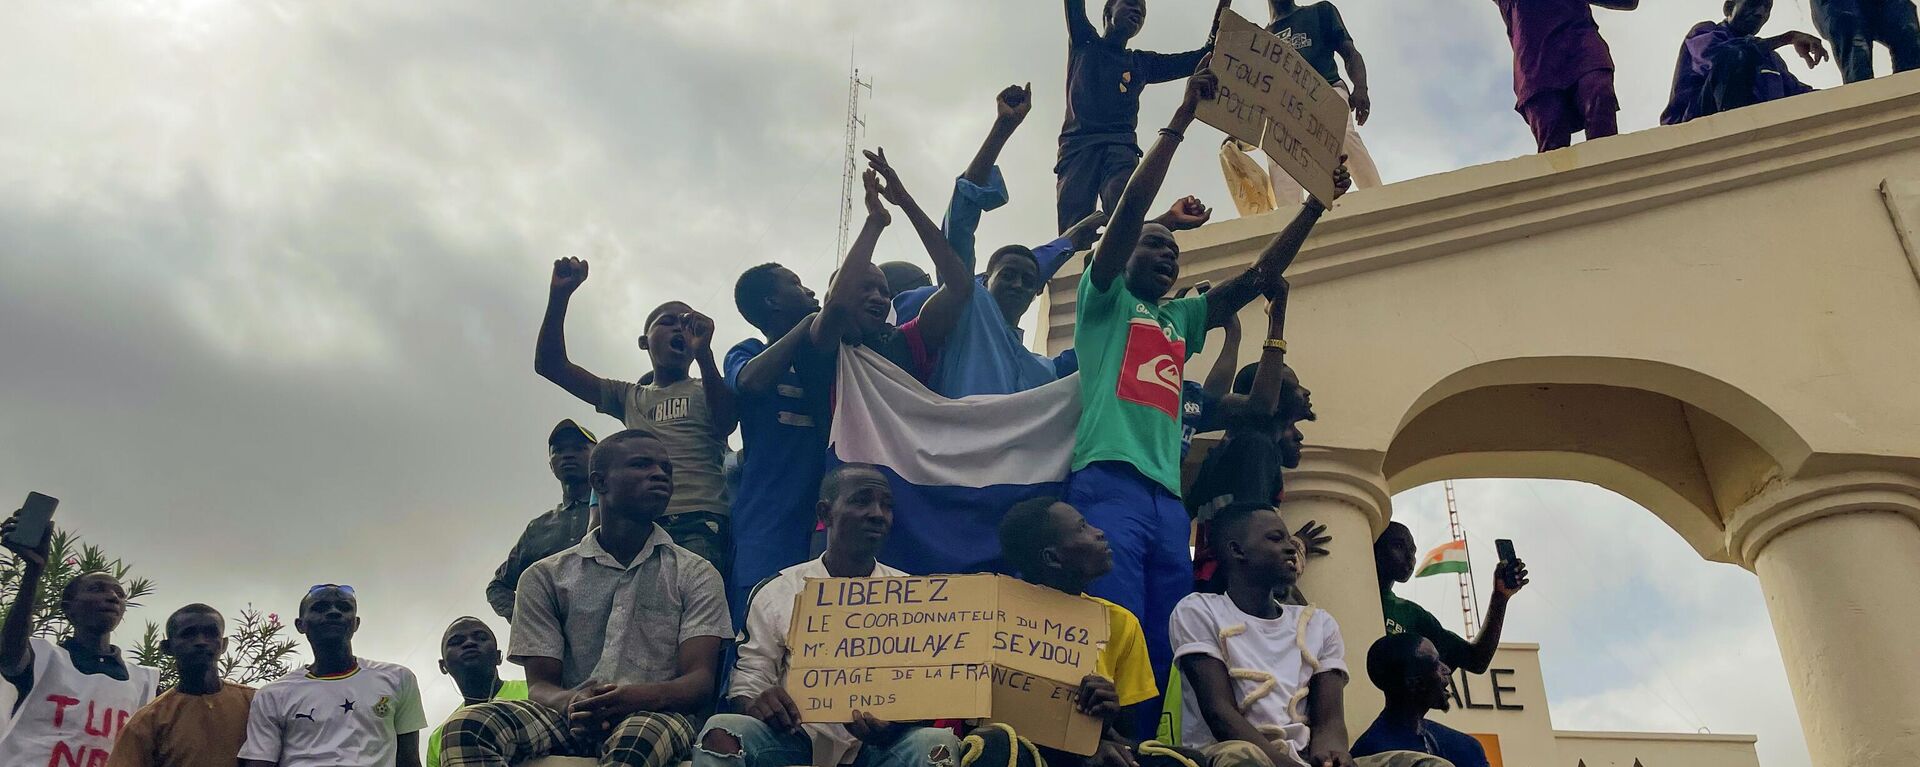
[1278,448,1393,730]
[1731,471,1920,767]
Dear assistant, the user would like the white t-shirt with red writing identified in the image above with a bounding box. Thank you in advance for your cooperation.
[0,637,160,767]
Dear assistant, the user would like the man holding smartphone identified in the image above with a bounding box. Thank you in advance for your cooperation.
[0,499,161,765]
[1373,522,1530,674]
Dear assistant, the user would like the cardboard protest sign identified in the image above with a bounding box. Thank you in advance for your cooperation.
[784,574,1110,755]
[1197,9,1349,204]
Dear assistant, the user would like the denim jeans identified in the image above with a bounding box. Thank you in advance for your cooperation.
[694,714,959,767]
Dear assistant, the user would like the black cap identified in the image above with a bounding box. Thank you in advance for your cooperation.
[548,419,598,450]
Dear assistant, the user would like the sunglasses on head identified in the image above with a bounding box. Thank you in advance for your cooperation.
[306,584,355,597]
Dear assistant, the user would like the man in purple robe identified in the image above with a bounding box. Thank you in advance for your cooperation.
[1491,0,1639,152]
[1663,0,1828,125]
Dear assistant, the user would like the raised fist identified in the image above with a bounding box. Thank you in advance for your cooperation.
[551,257,589,295]
[997,83,1033,125]
[682,310,715,355]
[1181,55,1219,113]
[1159,195,1213,231]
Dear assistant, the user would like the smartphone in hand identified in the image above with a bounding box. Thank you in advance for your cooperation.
[1494,538,1520,590]
[7,493,58,550]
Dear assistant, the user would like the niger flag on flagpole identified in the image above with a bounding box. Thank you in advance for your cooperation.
[1416,538,1471,578]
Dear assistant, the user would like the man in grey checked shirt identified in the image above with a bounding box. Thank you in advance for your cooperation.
[441,429,731,767]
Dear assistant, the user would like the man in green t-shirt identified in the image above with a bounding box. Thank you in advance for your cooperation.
[425,617,528,767]
[1064,61,1351,734]
[1374,522,1530,674]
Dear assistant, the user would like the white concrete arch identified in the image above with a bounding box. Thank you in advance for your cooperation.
[1381,356,1811,561]
[1391,356,1812,475]
[1388,450,1730,558]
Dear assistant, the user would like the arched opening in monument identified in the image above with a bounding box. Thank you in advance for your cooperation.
[1376,357,1814,764]
[1384,357,1807,562]
[1387,477,1805,765]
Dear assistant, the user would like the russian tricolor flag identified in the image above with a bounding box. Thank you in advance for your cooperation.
[829,346,1081,576]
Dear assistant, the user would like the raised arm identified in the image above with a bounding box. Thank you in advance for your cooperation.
[811,169,891,347]
[870,148,972,348]
[1153,195,1215,233]
[1239,277,1294,419]
[945,85,1030,273]
[681,309,738,440]
[1465,557,1531,673]
[1064,0,1098,44]
[1089,65,1219,291]
[1136,0,1232,83]
[0,512,49,682]
[1202,295,1241,401]
[1201,166,1350,329]
[534,257,615,406]
[963,84,1030,189]
[1136,49,1213,85]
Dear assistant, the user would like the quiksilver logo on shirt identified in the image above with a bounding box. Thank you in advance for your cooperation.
[1134,354,1181,395]
[1116,318,1187,418]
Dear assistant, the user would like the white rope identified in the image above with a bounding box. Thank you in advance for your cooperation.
[1215,605,1323,743]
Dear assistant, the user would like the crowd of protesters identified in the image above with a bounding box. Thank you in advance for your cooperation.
[7,0,1909,764]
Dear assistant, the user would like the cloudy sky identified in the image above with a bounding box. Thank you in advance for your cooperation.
[0,0,1855,763]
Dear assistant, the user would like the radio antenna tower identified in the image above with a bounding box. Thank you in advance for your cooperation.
[836,55,874,263]
[1445,480,1485,640]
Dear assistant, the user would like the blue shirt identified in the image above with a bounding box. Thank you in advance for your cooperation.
[1053,347,1081,379]
[893,286,933,323]
[900,167,1081,397]
[723,338,831,624]
[1352,715,1490,767]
